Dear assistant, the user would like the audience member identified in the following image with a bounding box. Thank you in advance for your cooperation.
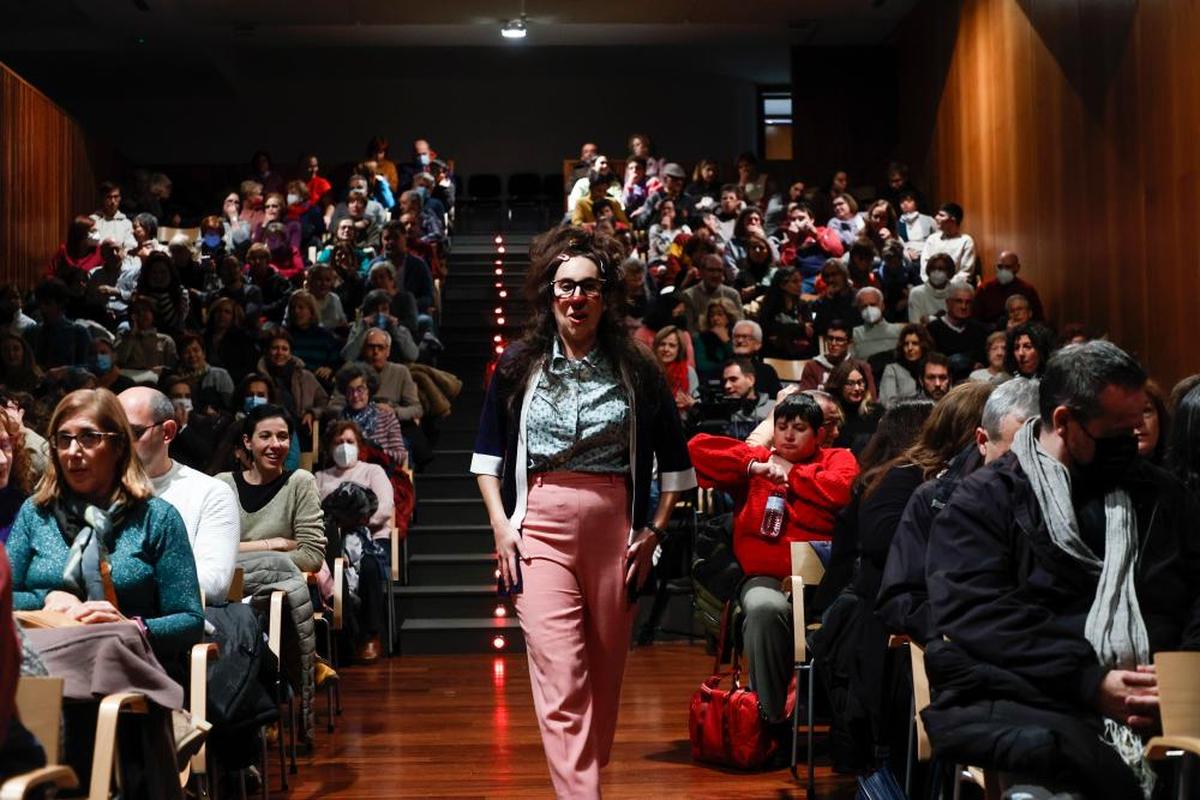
[810,259,856,337]
[203,296,258,383]
[758,268,814,358]
[778,201,844,293]
[118,387,240,602]
[919,202,976,281]
[734,152,769,208]
[730,232,775,305]
[920,352,952,401]
[7,389,204,660]
[1005,320,1055,379]
[689,393,857,724]
[284,291,342,384]
[342,289,420,365]
[692,300,736,383]
[1164,382,1200,496]
[876,240,920,323]
[799,319,872,395]
[860,200,897,252]
[730,320,781,401]
[851,287,903,361]
[896,190,936,262]
[825,359,882,455]
[50,216,103,280]
[0,334,43,394]
[721,359,774,440]
[256,331,328,433]
[175,333,234,412]
[115,298,178,372]
[26,279,92,370]
[907,252,953,323]
[878,323,934,406]
[89,182,137,251]
[974,250,1044,326]
[924,341,1200,797]
[1135,379,1169,465]
[331,364,408,468]
[681,254,742,331]
[640,163,696,230]
[0,408,32,544]
[827,193,864,248]
[968,331,1011,384]
[724,207,777,275]
[927,282,989,368]
[653,325,698,419]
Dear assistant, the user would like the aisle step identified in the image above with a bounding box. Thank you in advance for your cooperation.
[397,617,524,655]
[407,552,497,585]
[417,498,489,526]
[405,523,494,555]
[392,583,507,618]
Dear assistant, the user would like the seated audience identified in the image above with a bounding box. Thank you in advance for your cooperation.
[689,393,858,724]
[827,193,864,248]
[316,218,373,275]
[810,259,856,337]
[1164,382,1200,495]
[115,298,178,372]
[681,254,743,331]
[175,332,234,413]
[878,377,1040,645]
[1003,293,1034,330]
[135,252,189,336]
[860,200,897,252]
[724,207,777,275]
[654,325,699,419]
[306,263,348,332]
[88,335,133,394]
[968,331,1011,384]
[0,285,37,337]
[692,300,736,383]
[315,420,395,662]
[919,202,976,281]
[923,341,1200,797]
[0,334,43,394]
[896,190,936,262]
[877,239,920,323]
[7,389,204,660]
[118,387,240,602]
[372,221,436,326]
[89,181,136,251]
[1135,379,1168,466]
[920,352,952,401]
[343,289,420,365]
[640,163,696,231]
[243,243,293,322]
[730,232,776,305]
[927,282,989,368]
[364,262,421,338]
[730,320,781,400]
[758,267,815,358]
[684,159,720,212]
[879,323,935,406]
[203,296,259,384]
[0,408,33,544]
[257,330,328,433]
[49,216,102,280]
[800,320,875,396]
[722,358,774,440]
[734,152,769,208]
[1005,320,1056,379]
[24,279,91,370]
[646,200,687,263]
[973,250,1044,327]
[851,287,903,361]
[779,202,844,293]
[284,290,343,385]
[825,359,882,455]
[907,253,953,323]
[330,364,408,468]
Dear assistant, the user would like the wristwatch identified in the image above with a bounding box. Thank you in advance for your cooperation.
[646,523,668,543]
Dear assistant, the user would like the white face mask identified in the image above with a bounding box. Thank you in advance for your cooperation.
[332,442,358,469]
[173,398,193,414]
[995,267,1015,285]
[928,270,949,289]
[860,305,882,325]
[286,193,302,206]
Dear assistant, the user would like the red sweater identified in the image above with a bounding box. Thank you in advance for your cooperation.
[689,434,858,579]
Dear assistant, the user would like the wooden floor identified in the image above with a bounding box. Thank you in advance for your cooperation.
[286,643,857,799]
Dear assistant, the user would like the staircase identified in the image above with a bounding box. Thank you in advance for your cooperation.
[394,233,532,654]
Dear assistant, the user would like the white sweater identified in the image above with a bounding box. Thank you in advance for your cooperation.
[152,461,241,603]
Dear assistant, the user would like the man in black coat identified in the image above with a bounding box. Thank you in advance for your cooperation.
[922,342,1200,797]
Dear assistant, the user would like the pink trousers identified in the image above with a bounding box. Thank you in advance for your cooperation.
[515,472,634,800]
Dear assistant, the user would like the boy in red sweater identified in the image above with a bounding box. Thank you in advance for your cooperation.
[688,393,858,722]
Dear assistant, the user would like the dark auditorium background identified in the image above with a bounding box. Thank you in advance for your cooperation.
[1,0,1198,384]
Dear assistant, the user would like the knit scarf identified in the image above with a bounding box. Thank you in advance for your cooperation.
[54,496,130,606]
[1010,418,1154,797]
[345,403,380,439]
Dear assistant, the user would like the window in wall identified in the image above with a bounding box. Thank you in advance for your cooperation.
[759,87,793,161]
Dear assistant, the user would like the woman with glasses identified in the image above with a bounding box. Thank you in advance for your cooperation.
[332,364,408,467]
[473,226,695,798]
[6,389,203,660]
[825,359,883,456]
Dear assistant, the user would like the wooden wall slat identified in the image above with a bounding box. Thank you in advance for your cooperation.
[0,61,98,290]
[896,0,1200,386]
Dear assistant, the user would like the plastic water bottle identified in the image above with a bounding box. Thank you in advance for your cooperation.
[760,488,787,539]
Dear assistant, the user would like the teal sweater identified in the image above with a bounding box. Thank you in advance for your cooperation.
[6,496,204,659]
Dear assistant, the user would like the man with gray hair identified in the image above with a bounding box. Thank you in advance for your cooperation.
[731,319,781,399]
[928,281,989,368]
[919,343,1200,796]
[851,286,903,361]
[118,386,240,602]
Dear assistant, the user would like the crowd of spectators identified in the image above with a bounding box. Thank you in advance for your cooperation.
[565,139,1200,796]
[0,137,461,794]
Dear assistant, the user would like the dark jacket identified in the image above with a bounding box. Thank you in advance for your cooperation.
[927,452,1200,715]
[471,344,696,533]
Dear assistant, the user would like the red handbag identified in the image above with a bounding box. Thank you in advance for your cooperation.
[688,602,777,769]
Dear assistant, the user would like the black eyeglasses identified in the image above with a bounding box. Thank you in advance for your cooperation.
[53,430,121,451]
[130,421,164,440]
[550,278,606,298]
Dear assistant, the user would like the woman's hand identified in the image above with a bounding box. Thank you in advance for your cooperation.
[493,518,524,591]
[314,366,333,381]
[43,590,83,614]
[674,391,696,410]
[272,538,298,552]
[301,412,315,430]
[66,600,127,625]
[625,529,658,595]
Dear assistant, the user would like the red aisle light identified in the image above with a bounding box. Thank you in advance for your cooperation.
[492,635,507,650]
[493,334,502,342]
[494,235,504,244]
[494,307,503,315]
[497,317,506,325]
[495,268,503,275]
[497,246,507,254]
[499,290,508,298]
[493,605,507,618]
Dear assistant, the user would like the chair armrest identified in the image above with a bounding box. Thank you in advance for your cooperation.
[267,590,285,662]
[187,642,219,777]
[90,693,149,799]
[792,577,807,663]
[1146,735,1200,760]
[0,765,79,800]
[390,511,401,583]
[227,566,245,602]
[332,558,345,630]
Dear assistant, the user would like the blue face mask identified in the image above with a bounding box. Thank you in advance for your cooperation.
[94,354,113,372]
[415,186,429,200]
[418,153,431,166]
[375,313,389,329]
[243,396,268,413]
[202,233,222,248]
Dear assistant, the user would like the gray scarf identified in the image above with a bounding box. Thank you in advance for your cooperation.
[1011,418,1153,797]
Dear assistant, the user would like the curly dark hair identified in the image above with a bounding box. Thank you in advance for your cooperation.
[1004,321,1056,378]
[497,226,662,414]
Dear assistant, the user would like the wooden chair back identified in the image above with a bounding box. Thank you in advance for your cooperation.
[227,567,245,603]
[1154,651,1200,738]
[158,226,200,245]
[909,644,933,761]
[15,677,64,764]
[764,358,809,383]
[789,541,826,663]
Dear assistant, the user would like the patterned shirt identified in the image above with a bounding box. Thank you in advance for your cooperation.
[527,340,631,474]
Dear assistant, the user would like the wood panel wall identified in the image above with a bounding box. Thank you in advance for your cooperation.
[0,61,100,289]
[895,0,1200,386]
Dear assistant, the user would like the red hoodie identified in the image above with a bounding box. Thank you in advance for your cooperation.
[688,434,858,579]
